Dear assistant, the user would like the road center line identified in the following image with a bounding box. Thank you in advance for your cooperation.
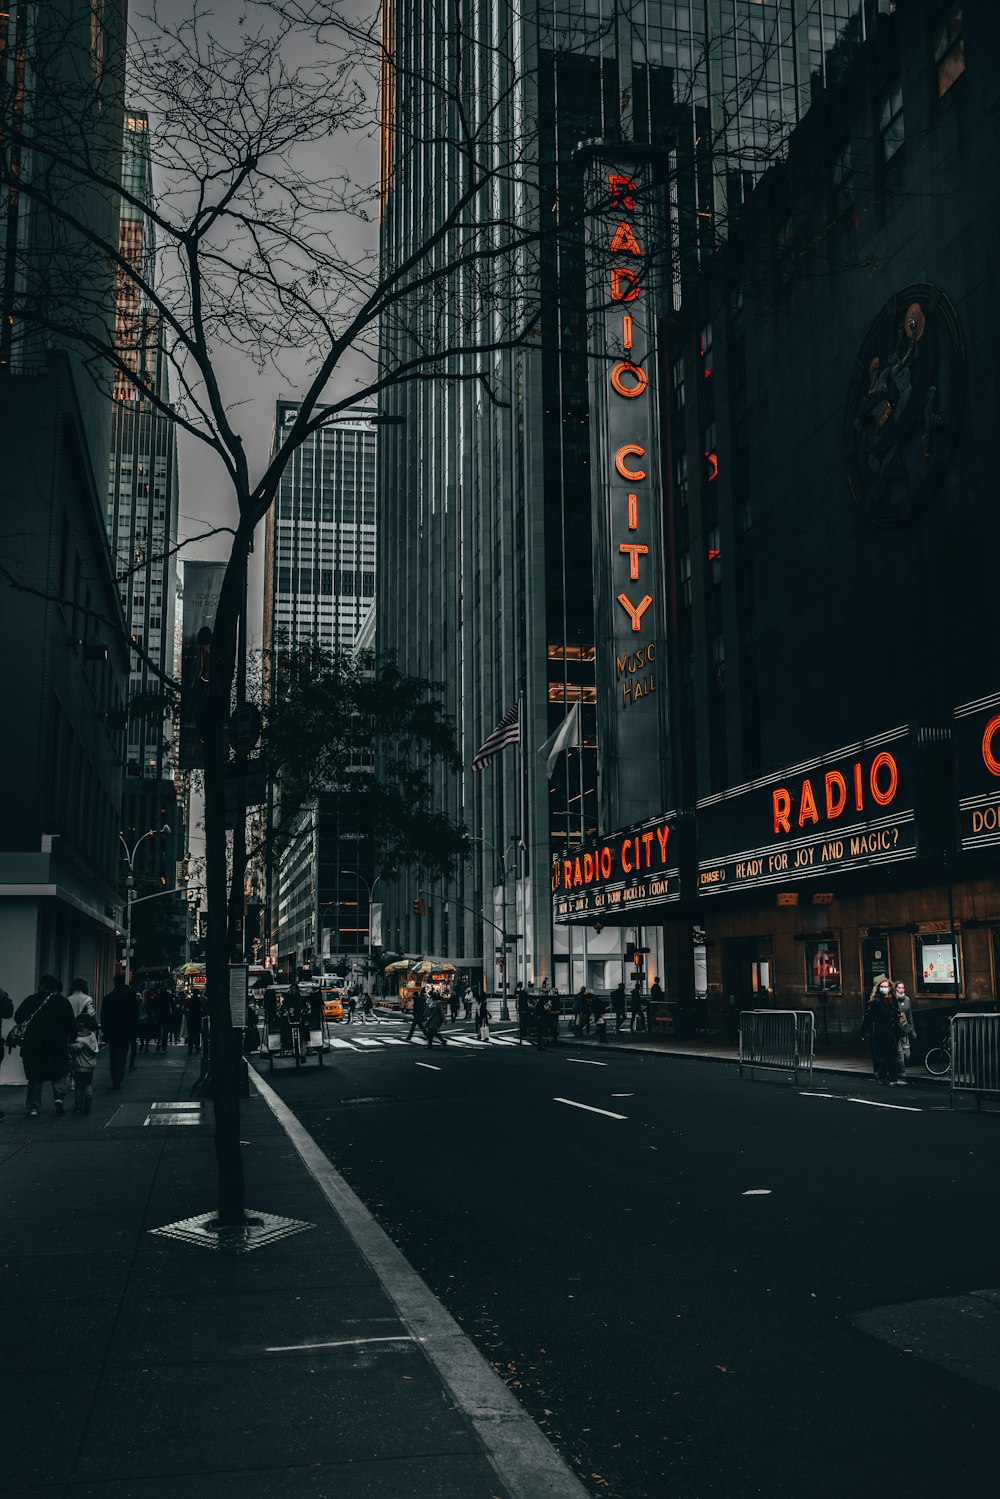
[415,1062,442,1071]
[566,1059,608,1067]
[554,1097,627,1120]
[267,1335,418,1352]
[847,1096,921,1112]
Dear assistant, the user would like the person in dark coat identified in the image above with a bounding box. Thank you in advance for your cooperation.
[149,984,174,1052]
[424,992,449,1047]
[860,979,905,1084]
[183,988,207,1054]
[100,974,140,1088]
[611,982,627,1034]
[406,984,428,1041]
[14,975,75,1116]
[574,986,592,1036]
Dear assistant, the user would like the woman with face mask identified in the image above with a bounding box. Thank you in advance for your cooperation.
[860,978,906,1085]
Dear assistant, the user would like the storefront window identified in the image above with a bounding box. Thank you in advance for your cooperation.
[914,934,962,997]
[806,938,841,995]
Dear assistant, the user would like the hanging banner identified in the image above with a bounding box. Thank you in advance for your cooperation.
[179,560,226,769]
[369,902,383,947]
[553,813,679,923]
[581,149,667,831]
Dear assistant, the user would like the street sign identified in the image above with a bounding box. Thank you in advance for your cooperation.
[228,702,262,753]
[228,963,249,1027]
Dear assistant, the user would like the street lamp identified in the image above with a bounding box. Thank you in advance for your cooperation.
[341,869,380,996]
[119,824,171,982]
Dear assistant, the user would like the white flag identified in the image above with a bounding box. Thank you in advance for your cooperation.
[538,702,581,780]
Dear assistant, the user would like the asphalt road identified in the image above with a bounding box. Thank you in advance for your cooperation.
[264,1022,1000,1499]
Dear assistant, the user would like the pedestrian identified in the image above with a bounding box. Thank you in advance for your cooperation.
[449,987,460,1023]
[476,993,491,1041]
[515,984,532,1044]
[11,975,75,1116]
[406,983,428,1041]
[860,978,906,1084]
[361,992,379,1025]
[533,990,551,1050]
[574,986,591,1037]
[611,981,627,1034]
[137,991,155,1053]
[149,983,174,1052]
[592,991,609,1041]
[0,986,13,1120]
[68,1008,100,1113]
[170,989,184,1044]
[345,990,357,1024]
[67,976,95,1021]
[629,981,646,1033]
[893,980,917,1078]
[462,984,472,1022]
[183,988,206,1054]
[424,991,449,1047]
[100,974,139,1088]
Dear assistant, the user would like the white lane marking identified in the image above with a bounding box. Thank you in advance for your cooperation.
[415,1062,442,1071]
[554,1097,627,1120]
[490,1037,518,1045]
[611,1093,634,1097]
[848,1096,921,1112]
[799,1091,837,1099]
[566,1059,608,1067]
[742,1189,771,1196]
[444,1036,477,1046]
[352,1038,385,1048]
[326,1039,358,1050]
[267,1335,417,1353]
[379,1038,408,1045]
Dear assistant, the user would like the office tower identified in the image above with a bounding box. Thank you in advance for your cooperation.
[377,1,890,993]
[263,403,378,975]
[0,0,130,1006]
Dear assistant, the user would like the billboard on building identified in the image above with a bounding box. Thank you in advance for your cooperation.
[582,151,667,831]
[179,560,226,769]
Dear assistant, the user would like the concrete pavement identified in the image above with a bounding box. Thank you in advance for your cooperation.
[0,1044,586,1499]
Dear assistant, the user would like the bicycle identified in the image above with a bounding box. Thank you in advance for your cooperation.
[923,1035,952,1076]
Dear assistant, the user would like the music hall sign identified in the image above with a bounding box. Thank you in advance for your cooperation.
[582,151,666,831]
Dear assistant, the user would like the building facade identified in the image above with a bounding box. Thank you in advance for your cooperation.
[556,0,996,1043]
[263,403,378,975]
[376,0,877,990]
[0,1,130,1024]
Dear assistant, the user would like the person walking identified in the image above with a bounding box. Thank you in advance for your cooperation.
[12,975,75,1116]
[574,986,592,1037]
[406,984,428,1041]
[360,992,379,1025]
[533,990,552,1050]
[149,983,174,1052]
[183,988,206,1054]
[424,991,449,1047]
[611,981,627,1035]
[893,979,917,1082]
[100,974,139,1088]
[68,1008,100,1113]
[345,991,357,1024]
[860,979,905,1084]
[448,987,460,1023]
[67,977,95,1022]
[516,984,532,1044]
[0,986,14,1119]
[475,993,491,1041]
[629,981,646,1033]
[462,984,472,1022]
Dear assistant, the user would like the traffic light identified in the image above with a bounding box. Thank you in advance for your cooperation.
[413,897,427,917]
[633,951,644,970]
[625,941,636,961]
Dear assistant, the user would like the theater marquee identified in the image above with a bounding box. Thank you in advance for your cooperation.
[696,727,917,896]
[955,691,1000,850]
[553,815,679,923]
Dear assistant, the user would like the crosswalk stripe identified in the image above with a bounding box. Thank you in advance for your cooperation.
[326,1039,358,1049]
[351,1038,385,1048]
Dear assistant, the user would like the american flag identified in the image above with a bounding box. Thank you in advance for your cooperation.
[471,702,521,772]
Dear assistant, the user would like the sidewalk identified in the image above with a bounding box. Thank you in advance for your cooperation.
[0,1046,585,1499]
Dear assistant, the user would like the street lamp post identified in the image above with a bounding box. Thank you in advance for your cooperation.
[119,824,171,982]
[341,869,380,996]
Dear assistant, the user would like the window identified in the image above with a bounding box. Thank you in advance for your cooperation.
[832,139,854,218]
[679,551,692,608]
[879,78,905,161]
[671,355,685,412]
[707,525,722,585]
[674,451,689,508]
[710,632,725,681]
[933,5,964,97]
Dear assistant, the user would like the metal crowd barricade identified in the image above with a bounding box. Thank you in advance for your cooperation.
[950,1014,1000,1110]
[739,1009,815,1087]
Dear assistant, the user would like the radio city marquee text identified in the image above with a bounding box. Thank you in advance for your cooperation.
[698,747,914,892]
[607,173,656,710]
[555,822,677,914]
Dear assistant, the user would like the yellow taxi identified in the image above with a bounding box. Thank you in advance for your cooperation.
[322,989,344,1022]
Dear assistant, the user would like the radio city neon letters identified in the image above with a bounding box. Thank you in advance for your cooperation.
[771,751,900,835]
[562,821,670,890]
[982,714,1000,776]
[608,173,654,653]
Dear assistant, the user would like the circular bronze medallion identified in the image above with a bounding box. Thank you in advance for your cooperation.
[846,285,964,527]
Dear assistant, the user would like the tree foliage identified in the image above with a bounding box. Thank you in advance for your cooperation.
[261,644,467,880]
